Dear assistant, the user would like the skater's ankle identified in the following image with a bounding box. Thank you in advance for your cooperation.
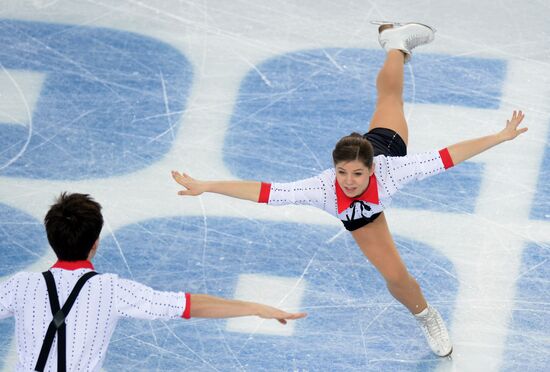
[387,49,407,62]
[414,305,429,317]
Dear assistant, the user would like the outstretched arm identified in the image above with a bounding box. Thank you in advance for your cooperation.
[171,171,262,202]
[447,110,527,166]
[115,277,306,323]
[190,294,307,324]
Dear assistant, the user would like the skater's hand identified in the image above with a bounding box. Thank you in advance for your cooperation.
[255,304,308,325]
[499,110,527,141]
[171,172,262,201]
[171,171,208,196]
[189,294,307,321]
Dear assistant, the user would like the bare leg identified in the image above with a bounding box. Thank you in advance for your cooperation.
[359,50,427,312]
[368,50,409,145]
[355,24,452,356]
[351,213,427,314]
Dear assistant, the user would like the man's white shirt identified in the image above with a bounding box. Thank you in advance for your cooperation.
[0,260,189,371]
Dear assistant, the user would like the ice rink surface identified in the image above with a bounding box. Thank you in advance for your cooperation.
[0,1,549,370]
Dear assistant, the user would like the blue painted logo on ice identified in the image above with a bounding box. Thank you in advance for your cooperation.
[0,20,193,180]
[224,49,506,214]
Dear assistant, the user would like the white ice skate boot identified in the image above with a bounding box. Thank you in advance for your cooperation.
[414,304,453,357]
[372,21,435,63]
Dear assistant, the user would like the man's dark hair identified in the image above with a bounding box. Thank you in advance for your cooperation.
[44,192,103,261]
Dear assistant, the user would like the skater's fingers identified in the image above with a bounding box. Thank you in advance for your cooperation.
[171,172,195,190]
[517,127,528,135]
[171,171,184,182]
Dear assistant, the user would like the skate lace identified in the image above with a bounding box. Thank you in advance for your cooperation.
[405,34,430,49]
[424,310,445,343]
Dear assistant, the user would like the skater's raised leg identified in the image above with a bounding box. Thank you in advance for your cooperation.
[368,49,409,144]
[361,22,452,357]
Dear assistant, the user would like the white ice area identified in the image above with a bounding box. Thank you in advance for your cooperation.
[0,1,549,371]
[226,274,306,336]
[0,69,44,126]
[399,60,550,371]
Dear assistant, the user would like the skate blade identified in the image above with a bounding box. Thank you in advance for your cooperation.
[370,20,404,26]
[370,20,437,33]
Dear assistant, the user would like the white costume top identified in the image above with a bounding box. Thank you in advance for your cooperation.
[0,260,190,371]
[258,148,454,230]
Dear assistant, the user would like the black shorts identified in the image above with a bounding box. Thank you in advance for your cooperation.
[363,127,407,157]
[342,128,407,232]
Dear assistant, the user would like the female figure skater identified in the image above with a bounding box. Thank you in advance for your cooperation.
[171,23,527,357]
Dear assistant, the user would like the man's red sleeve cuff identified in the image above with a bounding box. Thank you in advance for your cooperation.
[182,293,191,319]
[439,148,454,169]
[258,182,271,203]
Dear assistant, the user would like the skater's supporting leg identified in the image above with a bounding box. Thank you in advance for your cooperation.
[351,213,427,313]
[352,206,453,357]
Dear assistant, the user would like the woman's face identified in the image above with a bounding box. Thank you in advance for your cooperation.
[335,160,373,198]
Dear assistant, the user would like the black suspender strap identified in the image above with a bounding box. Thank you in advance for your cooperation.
[35,270,98,372]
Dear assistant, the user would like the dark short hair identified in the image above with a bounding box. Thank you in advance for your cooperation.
[44,192,103,261]
[332,132,374,168]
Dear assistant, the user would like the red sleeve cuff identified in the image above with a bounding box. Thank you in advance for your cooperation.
[182,293,191,319]
[438,148,454,169]
[258,182,271,203]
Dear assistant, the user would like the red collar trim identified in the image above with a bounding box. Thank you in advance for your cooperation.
[51,260,95,270]
[335,173,379,214]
